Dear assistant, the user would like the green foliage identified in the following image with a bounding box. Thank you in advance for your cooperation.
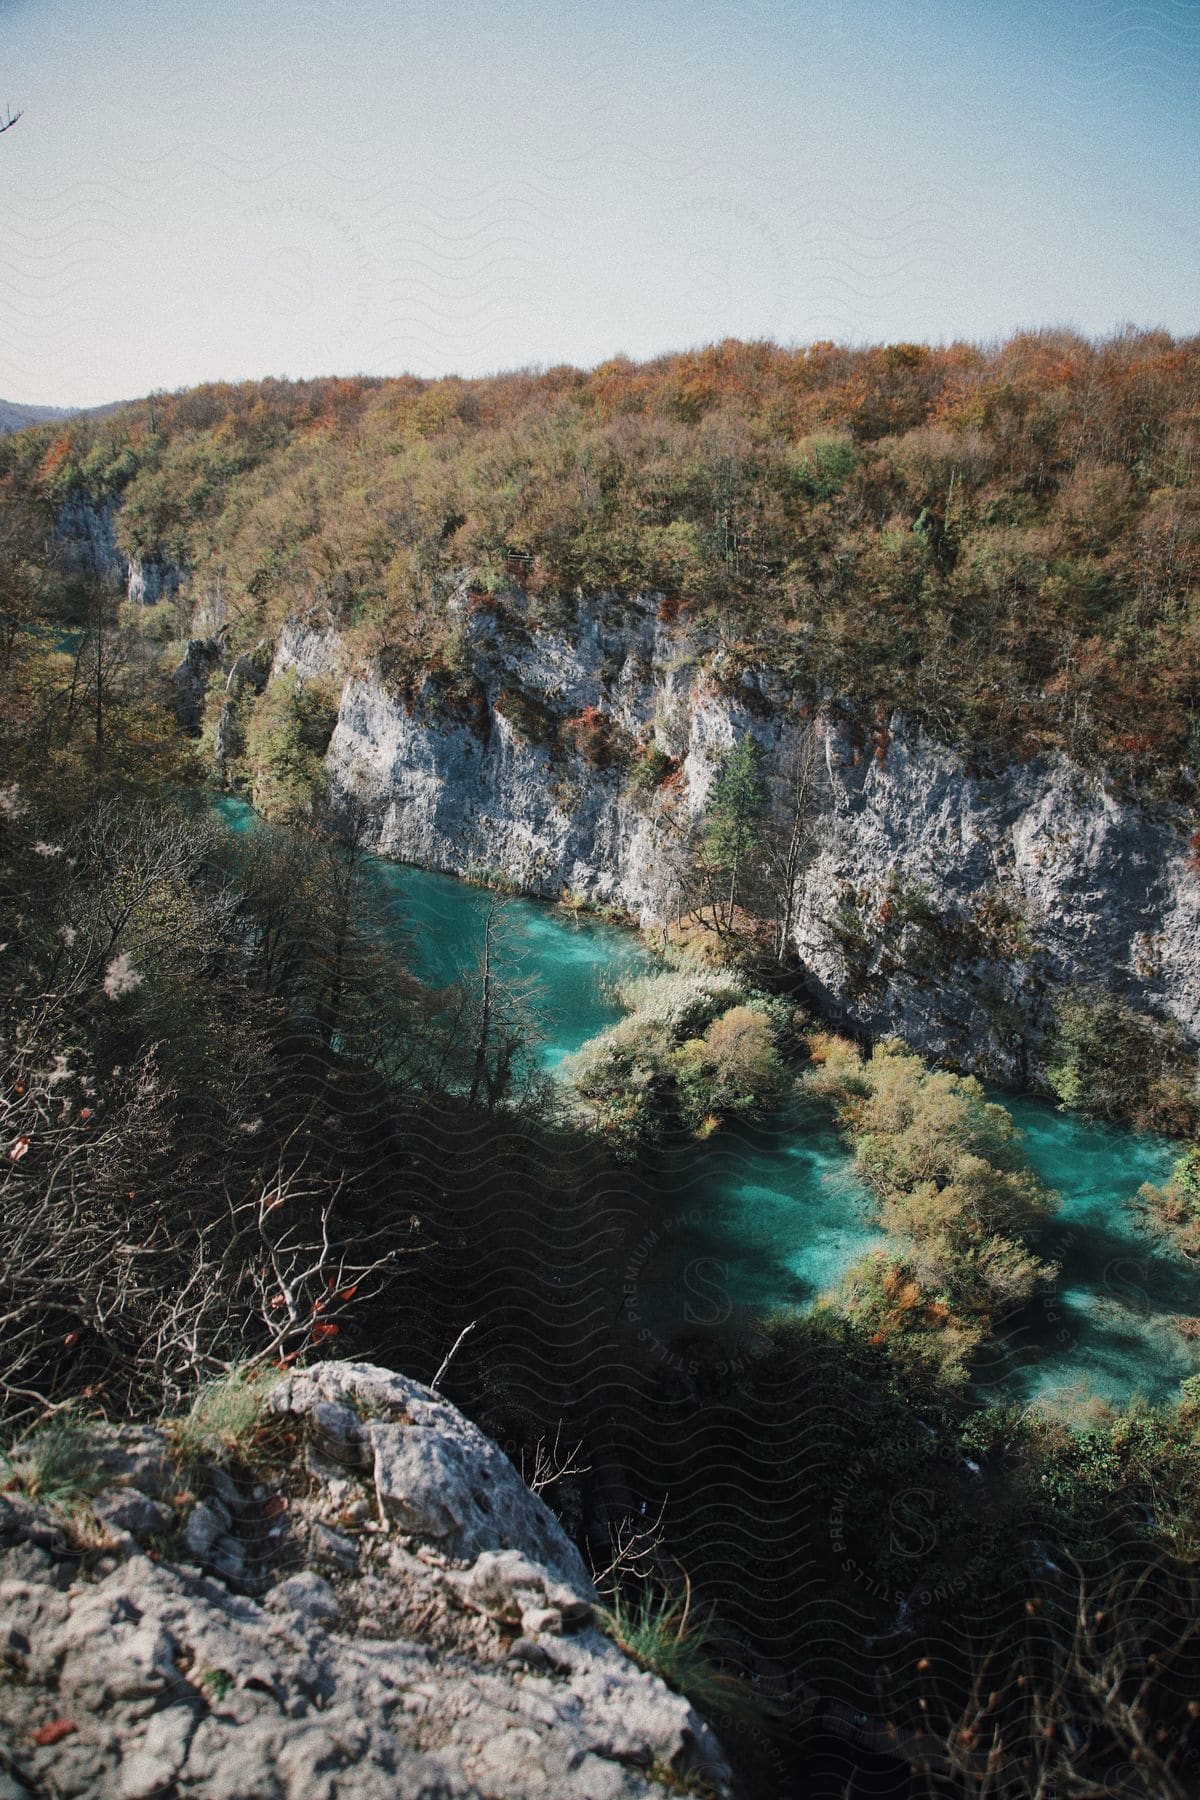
[168,1366,279,1474]
[11,331,1198,781]
[1136,1144,1200,1262]
[564,967,786,1152]
[626,741,676,797]
[789,430,859,499]
[1,1411,106,1509]
[1045,988,1198,1132]
[702,736,767,929]
[807,1036,1058,1373]
[242,670,338,818]
[599,1583,754,1728]
[672,1004,787,1134]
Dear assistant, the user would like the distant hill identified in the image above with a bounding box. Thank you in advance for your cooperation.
[0,399,74,435]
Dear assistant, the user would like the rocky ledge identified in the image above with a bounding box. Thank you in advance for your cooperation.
[0,1362,730,1799]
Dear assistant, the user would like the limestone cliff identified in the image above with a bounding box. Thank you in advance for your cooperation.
[264,592,1200,1084]
[0,1362,731,1799]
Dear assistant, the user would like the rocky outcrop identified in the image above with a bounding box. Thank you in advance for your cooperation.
[53,496,186,607]
[268,591,1200,1082]
[54,495,125,589]
[126,553,185,609]
[0,1361,731,1799]
[172,637,223,732]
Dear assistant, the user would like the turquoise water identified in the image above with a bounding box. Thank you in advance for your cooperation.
[215,794,1199,1409]
[213,793,658,1066]
[974,1096,1191,1411]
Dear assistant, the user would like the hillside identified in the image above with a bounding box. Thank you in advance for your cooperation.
[0,398,75,435]
[3,330,1199,787]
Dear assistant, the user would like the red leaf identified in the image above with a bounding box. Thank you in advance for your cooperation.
[63,1330,80,1347]
[339,1285,358,1301]
[31,1718,75,1746]
[9,1136,30,1162]
[269,1294,286,1309]
[311,1321,340,1340]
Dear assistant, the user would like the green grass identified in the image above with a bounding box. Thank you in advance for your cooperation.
[0,1409,108,1511]
[167,1365,279,1473]
[598,1581,760,1730]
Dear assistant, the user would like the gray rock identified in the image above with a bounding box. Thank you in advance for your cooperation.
[310,1523,360,1572]
[272,1363,594,1594]
[182,1502,227,1561]
[264,1572,340,1625]
[172,638,220,732]
[117,1703,197,1798]
[92,1490,173,1543]
[0,1367,732,1799]
[225,652,267,695]
[308,1399,371,1470]
[205,1467,246,1515]
[126,553,185,608]
[457,1549,592,1634]
[266,590,1200,1079]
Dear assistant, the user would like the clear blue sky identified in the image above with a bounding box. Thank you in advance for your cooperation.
[1,0,1197,405]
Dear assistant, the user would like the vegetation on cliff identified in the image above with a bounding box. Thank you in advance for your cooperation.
[4,329,1200,790]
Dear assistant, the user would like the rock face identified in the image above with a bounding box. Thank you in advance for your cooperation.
[268,593,1200,1082]
[172,637,223,732]
[0,1361,731,1800]
[53,497,186,608]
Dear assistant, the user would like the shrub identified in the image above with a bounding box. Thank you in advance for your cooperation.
[564,969,787,1152]
[807,1037,1058,1371]
[1045,989,1198,1131]
[1136,1146,1200,1262]
[599,1581,756,1727]
[493,683,559,750]
[626,742,676,796]
[243,670,338,819]
[673,1005,787,1131]
[559,704,631,769]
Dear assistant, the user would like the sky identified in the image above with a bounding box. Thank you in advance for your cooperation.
[1,0,1197,406]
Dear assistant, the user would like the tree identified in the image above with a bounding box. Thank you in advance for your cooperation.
[701,734,767,932]
[463,894,543,1111]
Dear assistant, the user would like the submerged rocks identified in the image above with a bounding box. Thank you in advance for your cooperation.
[0,1361,731,1799]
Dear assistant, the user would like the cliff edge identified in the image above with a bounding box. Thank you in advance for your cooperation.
[0,1362,730,1799]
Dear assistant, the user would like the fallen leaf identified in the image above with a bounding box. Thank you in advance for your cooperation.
[31,1719,75,1746]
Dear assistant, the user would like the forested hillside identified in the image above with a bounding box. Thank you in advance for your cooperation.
[4,330,1200,787]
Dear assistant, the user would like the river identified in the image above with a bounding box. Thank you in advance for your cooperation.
[217,795,1198,1413]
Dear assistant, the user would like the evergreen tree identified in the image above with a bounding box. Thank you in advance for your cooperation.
[702,734,767,932]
